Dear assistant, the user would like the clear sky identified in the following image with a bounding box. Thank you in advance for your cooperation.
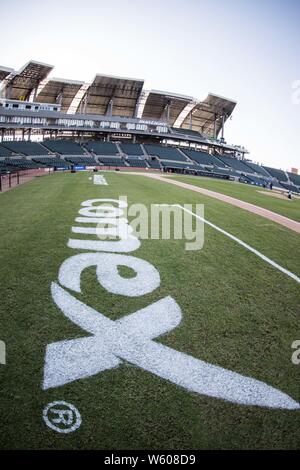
[1,0,299,170]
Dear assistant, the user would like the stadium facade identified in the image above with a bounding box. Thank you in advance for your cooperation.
[0,60,244,154]
[0,60,299,193]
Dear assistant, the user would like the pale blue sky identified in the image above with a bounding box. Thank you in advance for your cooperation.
[1,0,299,170]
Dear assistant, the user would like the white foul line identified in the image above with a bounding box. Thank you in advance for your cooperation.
[174,204,300,285]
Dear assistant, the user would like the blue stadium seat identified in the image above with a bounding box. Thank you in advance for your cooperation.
[4,158,42,169]
[126,157,147,168]
[147,159,161,169]
[244,161,271,177]
[1,141,49,156]
[98,156,127,166]
[0,144,13,158]
[216,154,255,173]
[262,166,288,182]
[84,141,119,156]
[170,128,204,139]
[239,175,267,186]
[65,156,98,165]
[161,160,200,171]
[287,172,300,187]
[182,149,226,167]
[144,144,188,161]
[120,143,144,156]
[42,140,86,155]
[33,157,70,168]
[279,181,299,193]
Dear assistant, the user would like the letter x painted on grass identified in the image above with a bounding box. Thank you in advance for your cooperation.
[43,283,299,410]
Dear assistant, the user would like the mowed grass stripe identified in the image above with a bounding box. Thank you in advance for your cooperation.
[0,171,299,450]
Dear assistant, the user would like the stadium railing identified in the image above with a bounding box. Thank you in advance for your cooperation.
[0,167,52,192]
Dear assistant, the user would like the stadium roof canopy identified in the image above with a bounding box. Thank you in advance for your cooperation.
[79,74,144,117]
[0,60,237,137]
[178,93,237,136]
[36,78,84,112]
[138,90,195,126]
[0,66,14,81]
[1,60,53,101]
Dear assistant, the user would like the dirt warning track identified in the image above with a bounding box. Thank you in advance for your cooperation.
[122,172,300,234]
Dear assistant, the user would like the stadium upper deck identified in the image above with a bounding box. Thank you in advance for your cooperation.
[0,60,246,156]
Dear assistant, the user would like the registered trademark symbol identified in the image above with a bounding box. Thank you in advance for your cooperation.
[43,401,81,433]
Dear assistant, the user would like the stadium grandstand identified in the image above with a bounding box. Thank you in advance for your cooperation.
[0,60,298,194]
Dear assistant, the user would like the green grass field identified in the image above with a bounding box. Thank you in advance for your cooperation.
[171,175,300,222]
[0,171,299,449]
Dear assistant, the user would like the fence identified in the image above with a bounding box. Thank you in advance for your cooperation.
[0,168,52,192]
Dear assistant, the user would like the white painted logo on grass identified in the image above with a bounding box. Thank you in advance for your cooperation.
[43,198,300,410]
[292,340,300,365]
[43,401,81,433]
[93,174,108,185]
[0,340,5,365]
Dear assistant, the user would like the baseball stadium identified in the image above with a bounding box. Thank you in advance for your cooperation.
[0,0,300,455]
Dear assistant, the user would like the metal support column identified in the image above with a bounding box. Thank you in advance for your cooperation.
[166,103,170,124]
[213,114,217,139]
[107,99,114,116]
[221,111,225,141]
[83,92,88,114]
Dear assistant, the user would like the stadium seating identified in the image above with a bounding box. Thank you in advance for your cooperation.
[287,172,300,187]
[243,161,271,177]
[239,174,267,186]
[65,156,98,165]
[210,166,241,178]
[0,160,20,172]
[161,160,201,171]
[33,157,70,168]
[0,166,12,174]
[120,143,144,156]
[147,159,161,169]
[83,141,119,155]
[262,166,288,182]
[4,158,42,169]
[97,156,127,166]
[1,141,49,156]
[42,140,86,155]
[1,137,296,189]
[126,157,147,168]
[0,144,13,158]
[216,154,255,173]
[182,149,226,167]
[279,181,299,193]
[171,128,204,139]
[144,144,188,161]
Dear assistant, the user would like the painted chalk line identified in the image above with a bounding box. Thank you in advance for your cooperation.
[172,204,300,285]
